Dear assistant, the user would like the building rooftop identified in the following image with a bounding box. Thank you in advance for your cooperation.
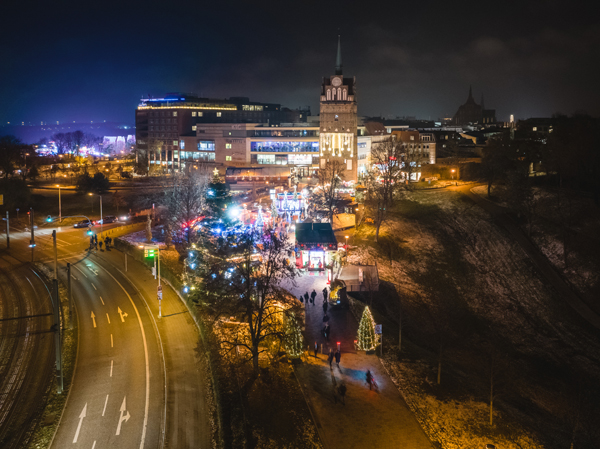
[295,223,337,247]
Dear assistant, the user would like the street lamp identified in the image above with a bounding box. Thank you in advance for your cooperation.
[56,184,62,223]
[88,193,103,231]
[141,244,162,318]
[345,235,350,258]
[451,169,455,180]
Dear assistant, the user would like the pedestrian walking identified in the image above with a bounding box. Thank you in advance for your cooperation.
[323,301,328,314]
[310,289,317,304]
[322,314,329,323]
[335,349,341,368]
[304,292,309,303]
[327,349,334,368]
[322,287,328,302]
[338,383,347,405]
[314,342,318,358]
[299,295,304,304]
[99,241,104,251]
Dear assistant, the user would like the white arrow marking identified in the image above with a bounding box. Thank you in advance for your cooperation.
[115,396,131,435]
[73,403,87,443]
[106,313,110,324]
[91,312,96,328]
[118,307,128,322]
[102,394,109,416]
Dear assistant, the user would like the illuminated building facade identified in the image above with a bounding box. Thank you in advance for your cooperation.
[135,94,309,169]
[319,36,358,182]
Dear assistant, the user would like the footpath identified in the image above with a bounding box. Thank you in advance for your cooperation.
[284,275,433,449]
[91,246,213,449]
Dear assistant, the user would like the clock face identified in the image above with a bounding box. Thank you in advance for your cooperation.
[332,77,342,87]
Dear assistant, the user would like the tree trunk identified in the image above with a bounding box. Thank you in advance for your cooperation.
[375,221,381,242]
[437,341,442,385]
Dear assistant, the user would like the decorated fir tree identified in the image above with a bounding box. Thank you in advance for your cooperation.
[357,306,378,351]
[271,201,279,220]
[284,313,304,359]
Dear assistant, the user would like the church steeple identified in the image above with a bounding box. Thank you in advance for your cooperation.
[467,85,474,103]
[335,35,343,75]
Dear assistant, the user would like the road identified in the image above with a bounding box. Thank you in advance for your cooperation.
[0,258,55,449]
[1,221,165,449]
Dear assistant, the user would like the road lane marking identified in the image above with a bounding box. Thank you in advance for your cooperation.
[116,396,131,435]
[100,296,105,305]
[111,334,113,347]
[95,265,150,449]
[91,312,96,328]
[92,441,96,449]
[102,394,109,416]
[80,271,88,278]
[106,313,110,324]
[73,403,87,443]
[110,360,113,377]
[118,307,128,322]
[72,275,78,281]
[91,283,97,290]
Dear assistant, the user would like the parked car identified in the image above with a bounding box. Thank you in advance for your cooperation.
[98,215,117,224]
[73,219,94,228]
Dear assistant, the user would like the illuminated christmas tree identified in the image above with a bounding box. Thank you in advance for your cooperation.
[357,306,377,351]
[285,313,304,359]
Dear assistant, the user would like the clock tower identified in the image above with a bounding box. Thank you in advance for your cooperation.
[319,35,358,182]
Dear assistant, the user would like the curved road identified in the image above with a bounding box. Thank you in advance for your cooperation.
[0,260,55,448]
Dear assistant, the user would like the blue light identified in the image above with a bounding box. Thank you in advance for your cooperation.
[212,273,217,279]
[183,286,189,293]
[190,263,196,269]
[189,252,193,258]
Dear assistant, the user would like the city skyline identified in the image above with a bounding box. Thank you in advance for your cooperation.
[1,0,600,125]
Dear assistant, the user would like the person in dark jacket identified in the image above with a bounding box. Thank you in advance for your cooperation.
[310,289,317,304]
[335,349,341,368]
[304,292,309,303]
[327,349,334,368]
[322,300,328,314]
[322,287,328,302]
[299,296,304,304]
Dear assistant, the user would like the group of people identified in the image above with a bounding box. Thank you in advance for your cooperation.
[89,234,112,251]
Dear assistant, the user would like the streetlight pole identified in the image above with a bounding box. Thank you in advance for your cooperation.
[89,193,103,232]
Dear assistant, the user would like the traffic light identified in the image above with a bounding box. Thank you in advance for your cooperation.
[144,248,156,258]
[46,215,52,222]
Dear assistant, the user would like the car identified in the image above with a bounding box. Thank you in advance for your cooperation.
[99,215,117,224]
[73,219,93,228]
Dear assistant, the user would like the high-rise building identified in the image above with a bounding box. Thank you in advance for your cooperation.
[318,36,358,182]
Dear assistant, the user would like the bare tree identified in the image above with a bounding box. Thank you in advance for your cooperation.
[482,134,512,197]
[163,169,210,247]
[366,137,405,241]
[197,228,299,375]
[401,138,429,183]
[312,159,346,222]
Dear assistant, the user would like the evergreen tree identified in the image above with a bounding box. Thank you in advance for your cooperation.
[357,306,378,351]
[284,312,304,359]
[207,168,232,219]
[271,201,279,220]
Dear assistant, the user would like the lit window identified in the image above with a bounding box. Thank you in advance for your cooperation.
[410,136,414,140]
[173,140,178,146]
[226,156,232,161]
[192,112,197,117]
[226,143,232,149]
[217,112,222,117]
[192,125,197,131]
[533,127,537,131]
[198,112,203,117]
[173,111,177,117]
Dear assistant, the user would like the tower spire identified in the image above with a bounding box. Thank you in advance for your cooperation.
[335,35,343,76]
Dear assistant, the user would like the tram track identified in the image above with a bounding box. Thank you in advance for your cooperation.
[0,264,55,448]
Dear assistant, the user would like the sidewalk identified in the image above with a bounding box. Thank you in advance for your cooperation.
[92,247,213,449]
[283,275,433,449]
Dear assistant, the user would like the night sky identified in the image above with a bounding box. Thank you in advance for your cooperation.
[2,0,599,125]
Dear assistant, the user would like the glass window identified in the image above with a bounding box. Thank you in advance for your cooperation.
[180,140,185,149]
[250,141,319,152]
[173,140,178,146]
[217,112,222,117]
[198,112,203,117]
[192,111,197,117]
[173,111,177,117]
[226,143,232,149]
[192,125,197,131]
[257,154,275,164]
[198,141,215,151]
[226,156,232,161]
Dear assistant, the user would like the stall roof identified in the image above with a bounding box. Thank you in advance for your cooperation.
[295,222,337,246]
